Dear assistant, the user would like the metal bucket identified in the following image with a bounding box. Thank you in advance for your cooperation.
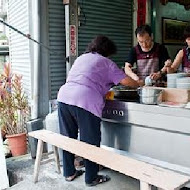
[138,87,163,105]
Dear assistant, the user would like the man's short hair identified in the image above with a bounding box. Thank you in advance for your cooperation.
[135,24,152,37]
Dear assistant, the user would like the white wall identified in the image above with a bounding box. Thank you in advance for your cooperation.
[0,134,9,189]
[8,0,31,101]
[154,2,190,60]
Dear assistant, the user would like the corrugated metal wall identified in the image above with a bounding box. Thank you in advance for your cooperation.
[8,0,31,99]
[48,0,66,99]
[8,0,133,101]
[78,0,133,67]
[48,0,132,99]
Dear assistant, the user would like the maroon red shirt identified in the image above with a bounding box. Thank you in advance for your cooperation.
[126,43,170,80]
[182,47,190,73]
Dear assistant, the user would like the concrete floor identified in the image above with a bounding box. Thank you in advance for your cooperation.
[5,154,189,190]
[6,154,140,190]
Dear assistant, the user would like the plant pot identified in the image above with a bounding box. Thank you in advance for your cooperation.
[6,133,27,157]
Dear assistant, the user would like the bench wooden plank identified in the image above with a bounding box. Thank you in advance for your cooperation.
[29,130,190,190]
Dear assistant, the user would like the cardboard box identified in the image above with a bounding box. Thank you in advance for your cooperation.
[152,87,190,104]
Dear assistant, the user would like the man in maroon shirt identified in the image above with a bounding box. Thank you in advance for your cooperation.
[125,24,171,86]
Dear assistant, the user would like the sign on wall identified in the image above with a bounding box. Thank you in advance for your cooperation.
[70,25,77,56]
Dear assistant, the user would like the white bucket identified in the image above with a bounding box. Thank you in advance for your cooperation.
[45,110,62,161]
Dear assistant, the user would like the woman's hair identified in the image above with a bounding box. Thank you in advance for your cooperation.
[184,25,190,39]
[135,24,152,37]
[86,35,117,57]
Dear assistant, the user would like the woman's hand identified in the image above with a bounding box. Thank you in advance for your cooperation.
[137,79,144,87]
[164,59,172,67]
[163,59,175,73]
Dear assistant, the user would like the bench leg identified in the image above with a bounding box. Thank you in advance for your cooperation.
[140,181,151,190]
[52,145,61,174]
[33,139,44,183]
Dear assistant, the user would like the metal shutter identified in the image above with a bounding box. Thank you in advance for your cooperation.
[78,0,133,67]
[48,0,66,99]
[8,0,31,99]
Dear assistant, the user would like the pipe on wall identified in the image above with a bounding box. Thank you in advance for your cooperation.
[31,0,40,119]
[64,0,78,76]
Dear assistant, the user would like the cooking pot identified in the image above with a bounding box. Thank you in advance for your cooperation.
[111,85,139,101]
[138,87,163,105]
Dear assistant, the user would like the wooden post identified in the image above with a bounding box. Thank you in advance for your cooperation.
[34,139,44,183]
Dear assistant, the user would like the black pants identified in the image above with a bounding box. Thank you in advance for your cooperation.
[58,102,101,183]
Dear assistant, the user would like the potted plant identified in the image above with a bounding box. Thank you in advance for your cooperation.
[0,63,29,156]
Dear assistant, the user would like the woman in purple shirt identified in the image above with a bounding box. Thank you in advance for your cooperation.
[57,35,129,186]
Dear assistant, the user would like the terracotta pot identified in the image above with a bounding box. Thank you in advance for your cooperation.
[6,133,27,157]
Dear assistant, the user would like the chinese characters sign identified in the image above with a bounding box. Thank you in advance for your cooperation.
[70,25,76,56]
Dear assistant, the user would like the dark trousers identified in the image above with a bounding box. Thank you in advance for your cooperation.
[58,102,101,183]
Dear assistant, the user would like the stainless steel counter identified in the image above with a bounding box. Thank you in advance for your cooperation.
[101,100,190,180]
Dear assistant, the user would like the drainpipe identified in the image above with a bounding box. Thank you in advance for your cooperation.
[31,0,40,119]
[63,0,78,76]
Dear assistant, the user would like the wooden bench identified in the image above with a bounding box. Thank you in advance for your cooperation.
[28,129,190,190]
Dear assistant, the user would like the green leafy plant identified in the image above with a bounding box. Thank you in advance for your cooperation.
[0,63,29,135]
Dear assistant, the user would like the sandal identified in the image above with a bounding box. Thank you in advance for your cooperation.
[65,170,85,182]
[86,175,111,186]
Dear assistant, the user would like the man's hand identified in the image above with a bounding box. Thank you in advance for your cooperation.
[130,73,139,81]
[125,62,139,81]
[150,72,161,80]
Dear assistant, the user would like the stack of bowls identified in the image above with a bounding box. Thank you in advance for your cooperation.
[167,73,190,88]
[176,77,190,89]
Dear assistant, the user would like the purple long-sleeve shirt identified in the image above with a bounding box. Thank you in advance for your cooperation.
[57,52,126,117]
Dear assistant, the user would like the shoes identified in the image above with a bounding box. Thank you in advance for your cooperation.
[65,170,85,182]
[86,175,111,186]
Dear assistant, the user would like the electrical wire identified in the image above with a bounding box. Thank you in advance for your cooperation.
[0,19,65,57]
